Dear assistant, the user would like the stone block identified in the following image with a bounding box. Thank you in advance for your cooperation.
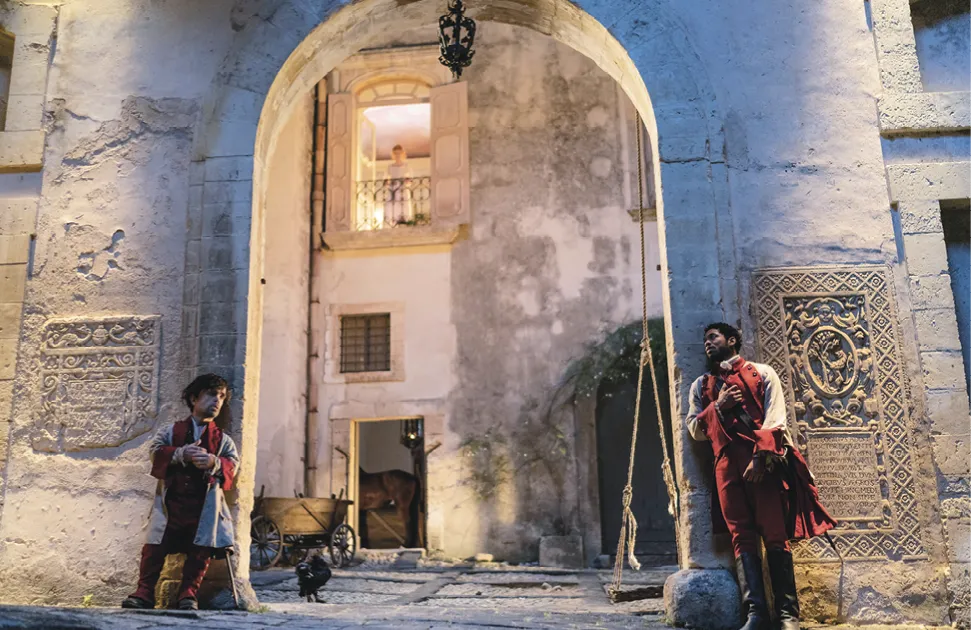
[878,91,971,135]
[538,535,584,569]
[473,553,494,563]
[199,301,243,335]
[932,434,971,477]
[0,264,26,303]
[0,303,22,339]
[923,351,968,391]
[0,234,29,265]
[904,233,949,277]
[0,198,37,234]
[664,568,740,630]
[200,271,241,304]
[888,162,971,203]
[199,334,239,366]
[0,130,44,171]
[204,120,259,158]
[3,94,43,131]
[926,389,971,436]
[914,308,963,352]
[0,338,18,379]
[9,40,51,96]
[216,86,265,124]
[3,5,57,38]
[899,200,944,235]
[910,275,959,310]
[204,156,255,182]
[203,237,233,271]
[944,516,970,564]
[203,181,253,205]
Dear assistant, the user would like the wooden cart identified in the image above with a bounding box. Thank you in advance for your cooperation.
[250,489,356,571]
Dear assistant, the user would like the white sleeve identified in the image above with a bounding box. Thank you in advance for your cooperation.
[759,364,789,433]
[685,377,709,442]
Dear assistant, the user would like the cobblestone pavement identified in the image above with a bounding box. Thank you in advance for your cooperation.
[0,560,674,629]
[0,559,954,629]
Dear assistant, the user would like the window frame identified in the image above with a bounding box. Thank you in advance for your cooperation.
[325,302,405,383]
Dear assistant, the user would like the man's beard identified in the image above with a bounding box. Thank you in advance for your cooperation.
[706,347,734,373]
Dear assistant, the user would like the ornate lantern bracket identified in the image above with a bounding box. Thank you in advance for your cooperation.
[438,0,476,80]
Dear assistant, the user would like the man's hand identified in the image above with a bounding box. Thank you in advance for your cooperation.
[743,454,765,483]
[716,384,743,412]
[183,442,215,470]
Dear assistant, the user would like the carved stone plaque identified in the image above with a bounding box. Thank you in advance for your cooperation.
[33,315,161,453]
[754,267,925,562]
[806,432,886,523]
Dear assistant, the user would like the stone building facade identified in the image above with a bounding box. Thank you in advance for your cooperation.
[0,0,965,627]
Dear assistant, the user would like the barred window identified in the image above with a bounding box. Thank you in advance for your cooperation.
[340,313,391,373]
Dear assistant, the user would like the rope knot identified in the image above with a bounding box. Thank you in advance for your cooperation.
[621,485,633,508]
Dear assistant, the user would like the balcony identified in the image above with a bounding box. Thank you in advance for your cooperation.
[323,176,461,251]
[354,177,431,231]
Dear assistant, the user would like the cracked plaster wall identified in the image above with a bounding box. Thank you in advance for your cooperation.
[0,0,958,620]
[0,0,239,606]
[294,23,664,562]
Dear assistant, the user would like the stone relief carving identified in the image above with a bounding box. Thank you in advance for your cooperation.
[33,315,161,453]
[754,267,925,562]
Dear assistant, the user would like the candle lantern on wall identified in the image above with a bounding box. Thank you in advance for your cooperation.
[400,418,423,450]
[438,0,476,80]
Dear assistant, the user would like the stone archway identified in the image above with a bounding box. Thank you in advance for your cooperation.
[189,0,735,610]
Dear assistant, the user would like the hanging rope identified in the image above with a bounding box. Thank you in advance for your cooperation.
[610,112,681,597]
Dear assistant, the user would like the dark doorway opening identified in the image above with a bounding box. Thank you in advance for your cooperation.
[596,375,677,566]
[357,418,426,549]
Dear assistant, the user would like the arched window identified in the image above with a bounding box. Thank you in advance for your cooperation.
[323,47,470,240]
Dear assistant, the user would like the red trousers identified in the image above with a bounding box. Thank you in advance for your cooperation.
[716,437,791,557]
[130,519,212,604]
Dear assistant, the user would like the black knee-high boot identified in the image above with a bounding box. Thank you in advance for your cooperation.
[736,552,768,630]
[767,548,800,630]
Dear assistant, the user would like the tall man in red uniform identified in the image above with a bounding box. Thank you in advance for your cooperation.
[122,374,240,610]
[686,323,836,630]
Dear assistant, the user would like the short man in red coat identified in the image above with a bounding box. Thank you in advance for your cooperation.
[122,374,240,610]
[686,323,836,630]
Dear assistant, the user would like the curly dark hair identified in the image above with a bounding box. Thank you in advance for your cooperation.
[182,373,233,430]
[704,322,742,353]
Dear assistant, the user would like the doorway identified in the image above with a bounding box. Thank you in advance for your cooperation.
[355,417,426,549]
[596,375,676,565]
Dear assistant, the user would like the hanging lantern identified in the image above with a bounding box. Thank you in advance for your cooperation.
[438,0,476,80]
[400,418,423,450]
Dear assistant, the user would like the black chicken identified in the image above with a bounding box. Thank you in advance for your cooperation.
[295,554,332,602]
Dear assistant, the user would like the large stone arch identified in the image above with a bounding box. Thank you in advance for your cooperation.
[188,0,736,609]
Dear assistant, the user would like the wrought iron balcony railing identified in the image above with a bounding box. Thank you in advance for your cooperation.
[354,177,431,231]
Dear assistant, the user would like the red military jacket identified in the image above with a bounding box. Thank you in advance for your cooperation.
[694,358,837,540]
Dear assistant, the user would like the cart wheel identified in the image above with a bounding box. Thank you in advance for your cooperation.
[250,515,283,571]
[329,523,356,568]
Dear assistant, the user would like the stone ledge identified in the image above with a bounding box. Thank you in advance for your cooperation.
[878,91,971,135]
[322,225,462,251]
[888,161,971,202]
[0,130,44,172]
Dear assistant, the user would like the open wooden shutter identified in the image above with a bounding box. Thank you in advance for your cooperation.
[429,81,470,225]
[326,92,354,232]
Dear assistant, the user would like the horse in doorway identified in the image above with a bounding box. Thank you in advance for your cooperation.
[358,468,421,548]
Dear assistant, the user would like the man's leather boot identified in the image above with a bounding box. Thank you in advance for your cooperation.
[735,552,768,630]
[767,548,800,630]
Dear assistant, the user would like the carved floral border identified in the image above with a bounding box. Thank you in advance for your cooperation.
[753,266,925,562]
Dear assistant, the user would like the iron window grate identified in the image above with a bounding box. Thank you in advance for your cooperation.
[340,313,391,373]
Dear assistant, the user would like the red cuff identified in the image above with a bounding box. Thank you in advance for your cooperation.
[217,457,236,491]
[753,428,785,456]
[150,446,178,479]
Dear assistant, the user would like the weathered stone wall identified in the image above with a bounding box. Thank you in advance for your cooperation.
[0,0,962,622]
